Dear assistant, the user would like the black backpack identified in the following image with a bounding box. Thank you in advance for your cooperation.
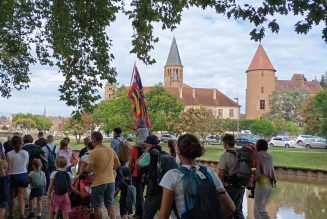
[54,171,70,195]
[153,149,178,185]
[177,166,223,219]
[225,147,253,187]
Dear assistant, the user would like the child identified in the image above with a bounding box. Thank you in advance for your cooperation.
[28,159,46,219]
[0,159,9,219]
[115,167,134,219]
[47,156,73,219]
[56,139,73,172]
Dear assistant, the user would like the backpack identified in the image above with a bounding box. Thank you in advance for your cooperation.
[153,149,178,185]
[45,145,56,171]
[123,180,137,205]
[54,171,70,195]
[225,146,256,187]
[117,138,131,162]
[176,166,223,219]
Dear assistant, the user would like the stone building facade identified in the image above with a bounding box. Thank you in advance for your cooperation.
[245,45,322,119]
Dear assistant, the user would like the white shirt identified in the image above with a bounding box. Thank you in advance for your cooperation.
[80,152,89,163]
[7,149,29,175]
[159,165,224,217]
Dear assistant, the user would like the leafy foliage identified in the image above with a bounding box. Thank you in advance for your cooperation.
[272,117,301,135]
[250,118,277,137]
[1,1,326,114]
[266,89,309,125]
[63,113,95,143]
[177,107,215,138]
[12,113,53,131]
[302,89,327,138]
[145,84,184,132]
[92,86,134,134]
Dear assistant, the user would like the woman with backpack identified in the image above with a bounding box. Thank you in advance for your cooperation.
[6,135,29,219]
[47,156,74,219]
[158,134,235,219]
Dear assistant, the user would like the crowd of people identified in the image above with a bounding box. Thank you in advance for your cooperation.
[0,123,276,219]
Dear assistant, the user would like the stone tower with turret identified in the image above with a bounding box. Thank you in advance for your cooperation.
[246,44,276,119]
[104,82,116,100]
[164,37,183,87]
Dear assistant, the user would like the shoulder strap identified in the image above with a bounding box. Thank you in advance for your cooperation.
[52,146,56,153]
[226,150,236,155]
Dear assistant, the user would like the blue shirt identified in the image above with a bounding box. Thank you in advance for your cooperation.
[111,136,124,154]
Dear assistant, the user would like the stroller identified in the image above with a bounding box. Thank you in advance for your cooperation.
[69,173,94,219]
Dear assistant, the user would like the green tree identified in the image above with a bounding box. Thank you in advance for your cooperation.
[304,89,327,138]
[64,113,95,143]
[145,85,184,132]
[12,113,53,131]
[320,71,327,88]
[177,107,215,138]
[266,89,309,125]
[302,96,321,135]
[1,1,326,113]
[250,118,277,137]
[92,86,134,133]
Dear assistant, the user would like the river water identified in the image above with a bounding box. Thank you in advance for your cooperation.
[243,174,327,219]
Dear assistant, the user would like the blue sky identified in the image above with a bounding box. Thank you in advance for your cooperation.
[1,7,327,117]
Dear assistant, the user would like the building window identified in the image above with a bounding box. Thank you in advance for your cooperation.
[229,109,234,118]
[261,86,264,93]
[260,100,265,110]
[218,109,223,118]
[261,71,264,77]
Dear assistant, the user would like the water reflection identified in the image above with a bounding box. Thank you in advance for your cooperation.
[243,174,327,219]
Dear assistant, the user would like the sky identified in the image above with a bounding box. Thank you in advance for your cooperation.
[1,6,327,117]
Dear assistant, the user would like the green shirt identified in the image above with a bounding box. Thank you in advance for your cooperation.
[29,171,46,188]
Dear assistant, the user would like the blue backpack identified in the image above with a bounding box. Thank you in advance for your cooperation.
[123,181,137,205]
[45,145,56,171]
[177,165,223,219]
[54,171,70,195]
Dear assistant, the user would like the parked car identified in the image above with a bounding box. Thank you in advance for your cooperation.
[296,135,313,145]
[160,134,178,143]
[203,135,221,145]
[103,134,114,141]
[269,136,295,148]
[303,137,327,149]
[235,137,256,147]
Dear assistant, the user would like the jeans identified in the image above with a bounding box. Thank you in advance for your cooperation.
[225,186,245,219]
[45,169,54,192]
[254,183,273,219]
[143,193,162,219]
[132,176,144,218]
[91,183,115,209]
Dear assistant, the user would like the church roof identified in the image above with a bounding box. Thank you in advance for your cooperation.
[246,44,276,72]
[165,37,183,67]
[142,86,239,107]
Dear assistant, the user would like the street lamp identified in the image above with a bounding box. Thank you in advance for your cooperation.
[233,97,240,134]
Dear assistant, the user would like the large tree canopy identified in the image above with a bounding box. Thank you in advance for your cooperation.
[1,0,326,114]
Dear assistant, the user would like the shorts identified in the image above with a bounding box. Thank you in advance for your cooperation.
[91,183,115,209]
[9,173,29,188]
[30,187,45,198]
[51,193,71,213]
[0,176,9,208]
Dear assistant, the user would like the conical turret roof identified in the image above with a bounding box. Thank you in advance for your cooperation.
[246,44,276,72]
[165,37,183,67]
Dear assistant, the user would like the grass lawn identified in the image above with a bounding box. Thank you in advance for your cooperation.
[56,138,327,170]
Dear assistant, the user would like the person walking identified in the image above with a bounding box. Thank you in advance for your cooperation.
[218,134,245,219]
[6,136,29,219]
[22,134,46,172]
[111,127,125,186]
[86,131,120,219]
[42,135,57,191]
[47,156,74,219]
[56,139,73,172]
[0,159,9,219]
[28,159,46,219]
[253,139,276,219]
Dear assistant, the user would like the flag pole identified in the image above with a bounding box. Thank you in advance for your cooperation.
[129,62,136,88]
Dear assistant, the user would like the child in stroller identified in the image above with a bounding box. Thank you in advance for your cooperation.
[69,173,93,219]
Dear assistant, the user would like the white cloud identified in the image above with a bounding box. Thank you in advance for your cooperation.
[1,6,326,116]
